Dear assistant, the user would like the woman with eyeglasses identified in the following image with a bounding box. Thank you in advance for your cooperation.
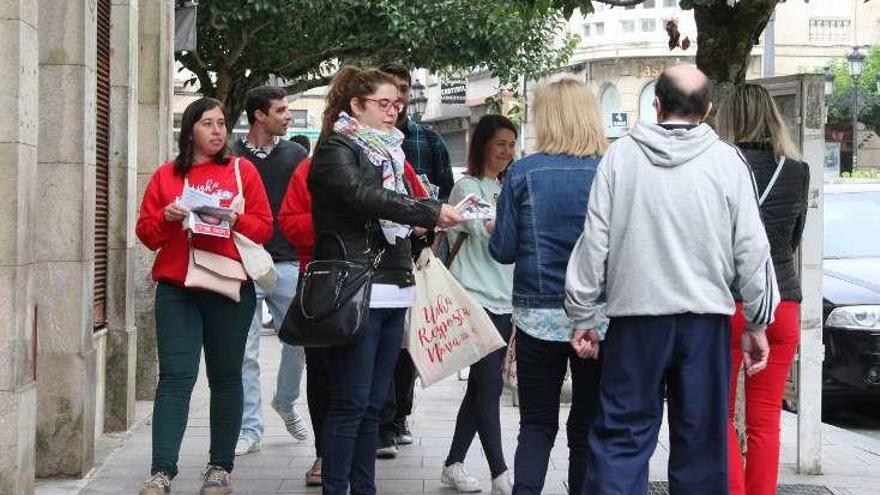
[307,66,464,495]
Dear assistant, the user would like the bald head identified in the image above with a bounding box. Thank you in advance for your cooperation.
[655,64,712,123]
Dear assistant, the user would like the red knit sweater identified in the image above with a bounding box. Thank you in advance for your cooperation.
[136,158,273,286]
[278,158,428,272]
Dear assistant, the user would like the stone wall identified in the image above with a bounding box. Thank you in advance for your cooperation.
[134,0,174,401]
[104,0,139,433]
[0,0,39,492]
[34,0,99,477]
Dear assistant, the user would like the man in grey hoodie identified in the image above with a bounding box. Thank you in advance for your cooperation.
[564,64,776,495]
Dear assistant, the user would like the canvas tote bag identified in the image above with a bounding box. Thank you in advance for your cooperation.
[406,249,505,387]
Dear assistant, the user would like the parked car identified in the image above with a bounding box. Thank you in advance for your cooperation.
[821,181,880,400]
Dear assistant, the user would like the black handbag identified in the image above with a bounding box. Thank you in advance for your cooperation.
[280,232,382,348]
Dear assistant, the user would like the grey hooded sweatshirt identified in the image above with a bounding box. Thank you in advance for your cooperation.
[564,122,779,331]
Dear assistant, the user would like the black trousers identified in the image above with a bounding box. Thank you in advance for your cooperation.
[513,330,601,495]
[445,311,512,478]
[305,347,330,457]
[379,350,417,440]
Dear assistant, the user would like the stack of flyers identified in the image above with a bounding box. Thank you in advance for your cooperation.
[185,211,231,238]
[178,186,235,238]
[454,193,495,220]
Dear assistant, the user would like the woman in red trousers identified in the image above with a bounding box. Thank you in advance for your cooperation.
[277,156,428,487]
[717,84,811,495]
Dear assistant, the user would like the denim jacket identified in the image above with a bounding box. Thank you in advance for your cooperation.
[489,153,601,309]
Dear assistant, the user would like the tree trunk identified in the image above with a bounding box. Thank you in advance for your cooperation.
[694,0,779,114]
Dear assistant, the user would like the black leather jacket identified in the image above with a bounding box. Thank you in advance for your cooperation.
[308,133,441,287]
[740,143,810,301]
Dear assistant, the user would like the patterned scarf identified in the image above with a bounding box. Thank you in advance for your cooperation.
[334,112,411,244]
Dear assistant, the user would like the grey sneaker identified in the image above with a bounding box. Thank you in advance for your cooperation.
[139,472,171,495]
[200,465,232,495]
[271,399,309,441]
[234,435,261,456]
[396,419,414,445]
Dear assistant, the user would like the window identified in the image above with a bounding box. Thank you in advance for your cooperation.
[809,18,852,43]
[583,24,591,37]
[641,19,657,32]
[600,84,622,136]
[664,0,677,7]
[94,0,111,330]
[620,20,635,33]
[643,0,656,8]
[595,22,605,36]
[291,109,308,128]
[639,81,657,124]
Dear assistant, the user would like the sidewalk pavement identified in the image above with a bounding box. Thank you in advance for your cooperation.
[36,334,880,495]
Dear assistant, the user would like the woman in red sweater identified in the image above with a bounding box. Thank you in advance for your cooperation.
[136,97,273,495]
[277,156,428,487]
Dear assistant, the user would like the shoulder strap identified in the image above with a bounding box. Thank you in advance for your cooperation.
[231,158,245,213]
[758,156,785,206]
[445,232,469,268]
[234,157,243,194]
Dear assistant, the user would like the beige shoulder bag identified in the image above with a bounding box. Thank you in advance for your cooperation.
[183,163,247,301]
[230,158,278,292]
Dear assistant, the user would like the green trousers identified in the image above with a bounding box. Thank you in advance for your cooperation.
[151,282,256,477]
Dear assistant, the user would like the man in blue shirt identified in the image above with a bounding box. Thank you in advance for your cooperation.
[379,62,454,202]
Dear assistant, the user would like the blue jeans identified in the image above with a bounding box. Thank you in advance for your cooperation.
[513,330,601,495]
[321,308,406,495]
[240,261,305,442]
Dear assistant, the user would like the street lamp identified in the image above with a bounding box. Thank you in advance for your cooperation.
[823,66,834,96]
[847,47,866,169]
[409,79,427,123]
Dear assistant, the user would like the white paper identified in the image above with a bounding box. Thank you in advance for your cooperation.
[454,193,495,220]
[179,186,234,238]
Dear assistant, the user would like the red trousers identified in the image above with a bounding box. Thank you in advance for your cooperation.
[727,301,800,495]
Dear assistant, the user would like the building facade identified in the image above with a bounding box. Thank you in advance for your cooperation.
[446,0,880,169]
[0,0,175,492]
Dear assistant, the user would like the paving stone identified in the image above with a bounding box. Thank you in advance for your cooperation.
[34,334,880,495]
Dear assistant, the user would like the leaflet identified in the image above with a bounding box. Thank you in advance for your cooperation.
[178,186,234,238]
[454,193,495,220]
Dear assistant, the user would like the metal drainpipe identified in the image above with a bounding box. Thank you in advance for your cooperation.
[763,12,775,78]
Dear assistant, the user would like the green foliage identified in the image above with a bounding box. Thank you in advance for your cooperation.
[825,46,880,136]
[177,0,578,119]
[840,169,880,179]
[485,90,526,127]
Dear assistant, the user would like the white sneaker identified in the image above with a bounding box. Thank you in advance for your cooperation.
[271,399,309,441]
[491,471,512,495]
[441,463,481,493]
[234,435,261,456]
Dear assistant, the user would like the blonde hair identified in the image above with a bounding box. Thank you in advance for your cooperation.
[533,78,607,157]
[716,83,800,160]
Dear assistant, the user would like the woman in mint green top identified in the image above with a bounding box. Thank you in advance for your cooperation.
[441,115,516,495]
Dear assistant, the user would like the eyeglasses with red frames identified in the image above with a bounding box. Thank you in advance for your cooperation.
[361,97,405,113]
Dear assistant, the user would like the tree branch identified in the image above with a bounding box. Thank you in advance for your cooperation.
[177,51,216,95]
[284,75,333,95]
[225,20,271,70]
